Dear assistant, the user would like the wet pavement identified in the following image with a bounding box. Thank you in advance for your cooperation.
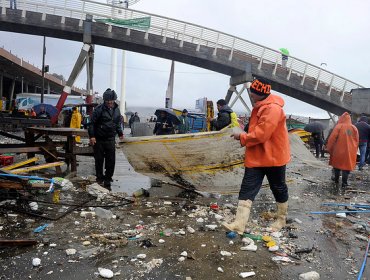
[1,147,370,279]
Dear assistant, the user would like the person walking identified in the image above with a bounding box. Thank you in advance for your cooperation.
[223,78,290,234]
[326,112,359,194]
[88,89,124,190]
[311,131,325,158]
[177,109,190,134]
[70,107,82,143]
[354,115,370,170]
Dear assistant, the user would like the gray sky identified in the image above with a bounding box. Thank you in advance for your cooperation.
[1,0,369,118]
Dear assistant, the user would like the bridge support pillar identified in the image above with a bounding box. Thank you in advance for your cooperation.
[351,88,370,116]
[0,74,3,98]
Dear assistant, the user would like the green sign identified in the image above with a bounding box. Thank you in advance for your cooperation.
[96,17,151,30]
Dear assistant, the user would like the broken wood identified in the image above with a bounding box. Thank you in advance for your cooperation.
[3,157,39,171]
[0,239,37,247]
[10,161,65,174]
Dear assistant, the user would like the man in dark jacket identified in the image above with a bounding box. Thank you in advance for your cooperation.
[209,99,233,131]
[355,115,370,170]
[88,89,124,190]
[177,109,190,134]
[311,131,325,158]
[153,111,174,135]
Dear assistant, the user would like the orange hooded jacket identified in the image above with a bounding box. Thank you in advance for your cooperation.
[239,94,290,168]
[326,112,359,171]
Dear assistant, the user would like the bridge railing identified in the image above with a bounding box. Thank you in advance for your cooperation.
[6,0,363,99]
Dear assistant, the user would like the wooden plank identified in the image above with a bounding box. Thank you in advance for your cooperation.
[10,161,65,174]
[3,157,39,171]
[0,239,37,247]
[26,127,89,137]
[40,147,58,160]
[0,147,41,154]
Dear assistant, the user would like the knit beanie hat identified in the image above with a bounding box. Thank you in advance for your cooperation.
[249,79,271,96]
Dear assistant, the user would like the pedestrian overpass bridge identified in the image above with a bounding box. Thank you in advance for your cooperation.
[0,0,366,115]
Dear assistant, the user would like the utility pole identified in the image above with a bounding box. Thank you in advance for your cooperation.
[41,36,46,103]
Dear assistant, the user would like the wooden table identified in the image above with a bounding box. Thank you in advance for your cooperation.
[25,128,93,172]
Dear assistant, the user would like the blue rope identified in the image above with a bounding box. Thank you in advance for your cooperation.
[357,237,370,280]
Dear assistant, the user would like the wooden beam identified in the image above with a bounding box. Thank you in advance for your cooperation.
[0,147,41,154]
[3,157,39,171]
[10,161,65,174]
[0,130,26,142]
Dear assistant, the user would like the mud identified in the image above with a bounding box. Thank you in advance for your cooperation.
[1,151,370,280]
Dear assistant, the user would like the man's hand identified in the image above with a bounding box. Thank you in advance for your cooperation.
[89,137,96,146]
[119,135,124,141]
[230,132,241,140]
[207,117,213,122]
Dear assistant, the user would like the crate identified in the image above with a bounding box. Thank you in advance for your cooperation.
[0,155,14,167]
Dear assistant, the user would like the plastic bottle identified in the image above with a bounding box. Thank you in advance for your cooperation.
[243,233,263,241]
[94,207,113,219]
[52,190,60,204]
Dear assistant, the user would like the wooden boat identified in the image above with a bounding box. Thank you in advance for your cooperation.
[119,129,245,192]
[119,129,324,192]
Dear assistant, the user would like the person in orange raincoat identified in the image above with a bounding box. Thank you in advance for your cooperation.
[223,78,290,234]
[70,107,82,143]
[326,112,359,194]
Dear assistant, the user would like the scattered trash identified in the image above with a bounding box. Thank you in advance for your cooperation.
[336,212,347,218]
[220,250,232,257]
[294,218,303,224]
[243,233,263,241]
[187,226,195,234]
[355,234,368,242]
[80,211,96,218]
[29,202,38,211]
[217,267,224,273]
[32,258,41,267]
[95,207,113,219]
[205,224,217,231]
[299,271,320,280]
[178,256,186,262]
[137,254,147,259]
[268,245,279,252]
[98,268,114,279]
[140,239,155,248]
[158,239,165,244]
[82,241,91,246]
[240,244,257,252]
[33,224,49,233]
[226,231,237,239]
[239,271,256,278]
[196,218,204,223]
[66,248,77,256]
[180,251,188,257]
[272,256,294,263]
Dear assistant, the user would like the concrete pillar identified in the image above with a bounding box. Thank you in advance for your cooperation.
[25,82,29,92]
[0,74,3,98]
[47,82,50,94]
[9,79,15,110]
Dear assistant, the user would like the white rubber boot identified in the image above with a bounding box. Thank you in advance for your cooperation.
[270,202,288,231]
[222,200,252,234]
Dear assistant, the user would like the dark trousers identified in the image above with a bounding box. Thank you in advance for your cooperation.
[314,141,324,158]
[93,139,116,181]
[239,166,288,203]
[334,168,350,186]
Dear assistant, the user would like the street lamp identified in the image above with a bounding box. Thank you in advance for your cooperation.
[41,36,46,103]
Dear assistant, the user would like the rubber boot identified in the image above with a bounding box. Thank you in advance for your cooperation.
[222,200,252,235]
[270,202,288,231]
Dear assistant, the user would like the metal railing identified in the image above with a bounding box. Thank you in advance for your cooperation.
[2,0,364,99]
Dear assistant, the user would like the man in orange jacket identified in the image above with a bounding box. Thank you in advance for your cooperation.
[223,78,290,234]
[326,112,358,194]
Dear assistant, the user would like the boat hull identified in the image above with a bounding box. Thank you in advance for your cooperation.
[119,130,245,192]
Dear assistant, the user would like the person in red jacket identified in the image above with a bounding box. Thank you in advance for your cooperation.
[223,78,290,234]
[326,112,359,194]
